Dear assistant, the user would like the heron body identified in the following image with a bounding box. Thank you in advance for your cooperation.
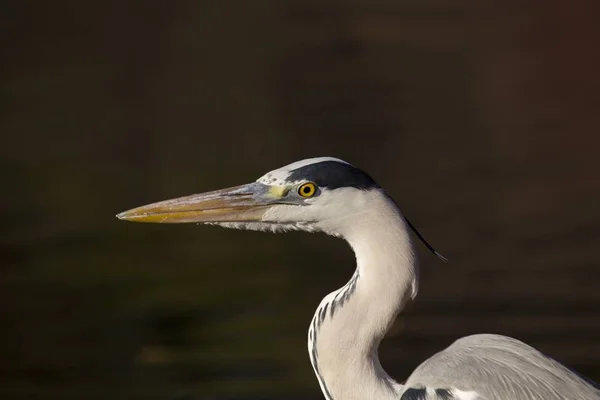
[118,157,600,400]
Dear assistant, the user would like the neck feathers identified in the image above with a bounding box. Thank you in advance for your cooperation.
[309,191,418,400]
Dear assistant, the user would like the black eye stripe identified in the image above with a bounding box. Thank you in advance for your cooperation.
[287,161,377,190]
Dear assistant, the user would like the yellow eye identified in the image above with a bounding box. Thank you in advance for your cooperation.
[298,182,317,197]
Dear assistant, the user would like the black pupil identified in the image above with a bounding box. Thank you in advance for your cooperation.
[303,186,311,194]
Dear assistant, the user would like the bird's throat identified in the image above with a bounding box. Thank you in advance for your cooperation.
[308,196,418,400]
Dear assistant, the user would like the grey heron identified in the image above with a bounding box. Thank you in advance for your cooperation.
[117,157,600,400]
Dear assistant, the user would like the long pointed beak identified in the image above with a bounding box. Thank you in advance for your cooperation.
[116,183,278,223]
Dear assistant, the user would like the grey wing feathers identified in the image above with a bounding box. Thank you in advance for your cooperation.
[404,333,600,400]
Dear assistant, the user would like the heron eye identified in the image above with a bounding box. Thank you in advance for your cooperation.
[298,182,317,198]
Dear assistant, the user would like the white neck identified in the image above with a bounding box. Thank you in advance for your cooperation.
[308,192,419,400]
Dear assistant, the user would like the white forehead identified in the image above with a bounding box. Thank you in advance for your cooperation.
[257,157,351,185]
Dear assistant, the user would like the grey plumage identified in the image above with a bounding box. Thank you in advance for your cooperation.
[403,334,600,399]
[434,389,454,400]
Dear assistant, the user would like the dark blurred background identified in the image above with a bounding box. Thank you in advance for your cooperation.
[2,1,600,399]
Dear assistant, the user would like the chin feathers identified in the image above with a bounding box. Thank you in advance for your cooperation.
[204,221,320,234]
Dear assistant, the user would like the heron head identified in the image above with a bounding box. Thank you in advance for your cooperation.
[117,157,383,236]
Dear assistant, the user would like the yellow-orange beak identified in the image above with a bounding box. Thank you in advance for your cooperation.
[116,183,278,224]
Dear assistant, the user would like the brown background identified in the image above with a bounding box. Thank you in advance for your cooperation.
[2,1,600,399]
